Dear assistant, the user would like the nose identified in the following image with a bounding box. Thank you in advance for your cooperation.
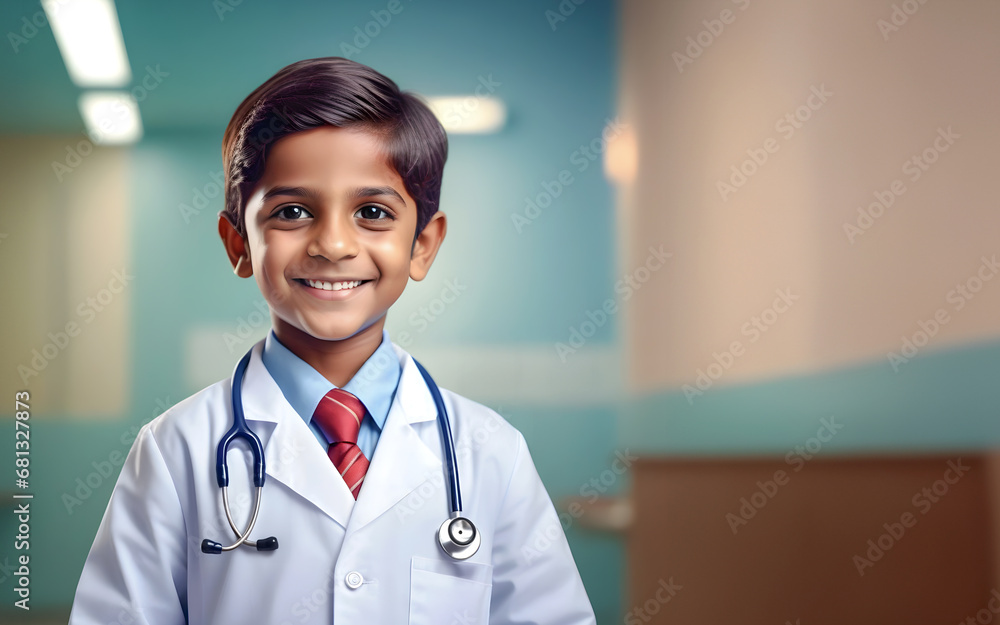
[306,210,359,262]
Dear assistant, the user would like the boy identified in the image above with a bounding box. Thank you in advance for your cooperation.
[70,57,596,624]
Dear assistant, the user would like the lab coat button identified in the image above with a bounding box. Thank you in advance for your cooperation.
[345,571,363,589]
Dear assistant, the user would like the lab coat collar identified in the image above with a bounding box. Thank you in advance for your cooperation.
[238,338,441,531]
[348,341,441,532]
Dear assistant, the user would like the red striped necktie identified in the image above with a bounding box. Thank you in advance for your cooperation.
[311,388,370,499]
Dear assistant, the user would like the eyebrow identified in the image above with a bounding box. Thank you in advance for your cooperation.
[352,185,406,206]
[261,186,318,203]
[261,185,406,205]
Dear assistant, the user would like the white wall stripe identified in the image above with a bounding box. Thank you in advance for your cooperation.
[184,326,623,407]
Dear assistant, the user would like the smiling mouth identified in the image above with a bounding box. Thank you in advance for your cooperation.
[296,278,372,291]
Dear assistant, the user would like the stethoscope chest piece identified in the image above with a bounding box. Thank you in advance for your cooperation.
[438,514,480,560]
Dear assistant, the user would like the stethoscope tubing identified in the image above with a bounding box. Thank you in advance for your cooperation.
[217,486,263,551]
[215,350,265,489]
[204,345,477,559]
[411,357,462,515]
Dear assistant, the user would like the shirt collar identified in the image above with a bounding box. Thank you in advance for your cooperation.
[261,327,401,431]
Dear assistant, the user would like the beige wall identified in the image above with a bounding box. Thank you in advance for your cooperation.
[0,137,131,418]
[617,0,1000,393]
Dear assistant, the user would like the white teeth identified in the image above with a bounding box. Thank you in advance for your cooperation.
[304,279,364,291]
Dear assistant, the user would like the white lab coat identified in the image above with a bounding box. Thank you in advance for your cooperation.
[69,338,596,625]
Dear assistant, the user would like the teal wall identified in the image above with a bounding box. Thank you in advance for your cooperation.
[0,0,625,620]
[5,0,999,623]
[622,338,1000,456]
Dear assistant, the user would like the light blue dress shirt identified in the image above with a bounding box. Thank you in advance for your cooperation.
[261,328,401,460]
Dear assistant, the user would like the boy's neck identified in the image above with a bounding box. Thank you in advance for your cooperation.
[272,316,386,388]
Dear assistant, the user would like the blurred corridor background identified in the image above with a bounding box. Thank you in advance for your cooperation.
[2,0,1000,622]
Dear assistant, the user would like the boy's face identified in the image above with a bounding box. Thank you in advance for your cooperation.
[219,125,445,350]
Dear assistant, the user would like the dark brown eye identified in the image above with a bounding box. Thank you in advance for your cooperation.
[276,205,310,220]
[357,205,392,220]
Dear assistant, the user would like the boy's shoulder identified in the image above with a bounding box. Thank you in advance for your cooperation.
[137,373,233,450]
[427,380,531,476]
[438,384,518,434]
[390,341,521,434]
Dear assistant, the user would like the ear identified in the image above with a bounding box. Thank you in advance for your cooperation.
[409,211,447,281]
[218,213,254,278]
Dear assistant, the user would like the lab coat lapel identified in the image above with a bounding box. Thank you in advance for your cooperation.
[239,341,356,529]
[347,342,441,532]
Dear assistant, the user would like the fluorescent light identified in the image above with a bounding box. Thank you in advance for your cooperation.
[79,92,143,144]
[43,0,131,87]
[427,96,507,134]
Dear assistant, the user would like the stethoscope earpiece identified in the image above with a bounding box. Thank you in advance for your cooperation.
[255,536,279,551]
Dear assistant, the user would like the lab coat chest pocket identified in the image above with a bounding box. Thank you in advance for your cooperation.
[409,556,492,625]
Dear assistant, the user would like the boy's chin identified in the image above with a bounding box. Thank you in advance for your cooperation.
[284,317,383,344]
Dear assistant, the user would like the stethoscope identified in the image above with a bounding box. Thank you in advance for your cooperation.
[201,347,481,560]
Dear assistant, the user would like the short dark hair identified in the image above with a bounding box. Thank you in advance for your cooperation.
[221,57,447,241]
